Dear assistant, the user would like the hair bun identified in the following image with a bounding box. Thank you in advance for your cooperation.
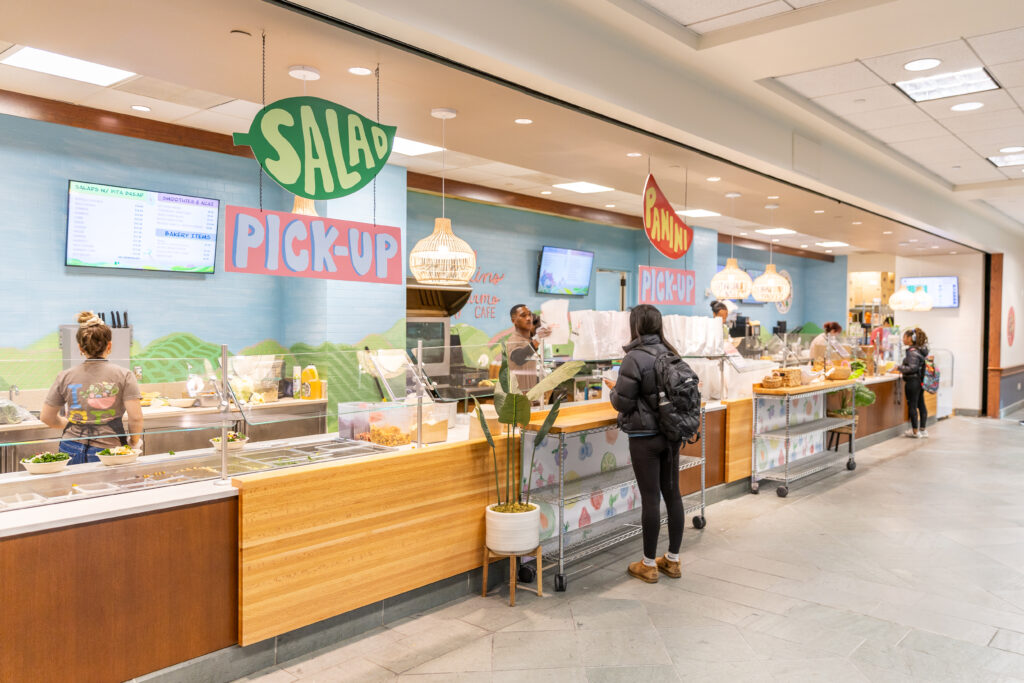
[77,310,104,328]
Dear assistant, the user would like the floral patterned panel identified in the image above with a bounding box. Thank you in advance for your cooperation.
[753,393,826,475]
[522,427,638,535]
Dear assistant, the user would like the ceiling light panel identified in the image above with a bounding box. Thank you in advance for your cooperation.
[755,228,796,235]
[987,152,1024,167]
[894,67,999,103]
[552,181,614,193]
[678,209,721,218]
[918,89,1016,119]
[904,58,942,72]
[816,241,849,247]
[861,40,980,83]
[391,137,443,156]
[1,46,134,86]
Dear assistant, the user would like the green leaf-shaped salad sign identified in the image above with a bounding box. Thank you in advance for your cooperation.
[233,96,396,200]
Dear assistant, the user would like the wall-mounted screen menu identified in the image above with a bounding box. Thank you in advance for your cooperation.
[66,181,220,273]
[900,276,959,308]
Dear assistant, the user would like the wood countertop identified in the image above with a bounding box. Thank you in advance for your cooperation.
[753,379,856,396]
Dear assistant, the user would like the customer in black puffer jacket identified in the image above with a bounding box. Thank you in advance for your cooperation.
[892,327,930,438]
[607,304,685,584]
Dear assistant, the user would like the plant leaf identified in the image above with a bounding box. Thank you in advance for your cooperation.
[471,396,495,450]
[493,380,507,415]
[526,360,586,402]
[498,343,511,394]
[498,393,531,426]
[533,397,563,447]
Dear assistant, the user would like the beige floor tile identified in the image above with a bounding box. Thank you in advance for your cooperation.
[491,630,580,670]
[576,628,671,667]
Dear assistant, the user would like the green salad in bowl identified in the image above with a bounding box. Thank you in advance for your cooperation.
[24,452,71,464]
[21,452,73,474]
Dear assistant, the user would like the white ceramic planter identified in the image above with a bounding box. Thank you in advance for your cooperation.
[485,503,540,554]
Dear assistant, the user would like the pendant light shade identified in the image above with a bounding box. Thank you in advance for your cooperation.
[888,286,914,311]
[910,288,933,312]
[710,257,753,300]
[292,195,318,216]
[409,217,476,285]
[751,263,791,302]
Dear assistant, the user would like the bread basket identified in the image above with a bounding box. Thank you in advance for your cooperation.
[828,366,852,380]
[760,375,784,389]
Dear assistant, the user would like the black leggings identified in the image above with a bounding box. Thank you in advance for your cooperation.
[629,433,684,559]
[905,378,928,430]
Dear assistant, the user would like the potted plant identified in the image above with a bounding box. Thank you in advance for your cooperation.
[828,381,876,425]
[474,348,583,555]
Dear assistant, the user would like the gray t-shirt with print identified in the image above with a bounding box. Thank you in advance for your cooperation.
[45,360,141,448]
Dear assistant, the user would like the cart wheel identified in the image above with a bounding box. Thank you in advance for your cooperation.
[776,486,789,498]
[846,459,856,471]
[693,515,707,529]
[554,573,567,592]
[517,563,536,584]
[750,482,760,494]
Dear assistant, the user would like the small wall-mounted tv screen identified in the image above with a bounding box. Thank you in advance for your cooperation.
[66,180,220,273]
[900,276,959,308]
[537,246,594,296]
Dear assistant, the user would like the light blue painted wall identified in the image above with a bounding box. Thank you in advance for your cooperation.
[0,113,406,352]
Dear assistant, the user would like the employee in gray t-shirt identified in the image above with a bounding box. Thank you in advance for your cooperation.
[41,311,144,465]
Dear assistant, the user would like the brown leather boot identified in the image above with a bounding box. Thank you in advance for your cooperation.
[627,560,658,583]
[655,555,681,579]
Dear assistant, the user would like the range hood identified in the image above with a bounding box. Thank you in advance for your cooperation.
[406,278,472,317]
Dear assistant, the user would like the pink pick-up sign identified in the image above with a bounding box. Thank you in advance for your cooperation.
[638,265,695,306]
[224,205,402,284]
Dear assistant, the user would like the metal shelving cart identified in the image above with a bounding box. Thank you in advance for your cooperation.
[751,380,857,498]
[522,405,708,592]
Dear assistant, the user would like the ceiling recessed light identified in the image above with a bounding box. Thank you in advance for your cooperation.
[739,232,748,236]
[951,101,984,112]
[999,146,1024,154]
[904,58,942,72]
[895,67,998,102]
[950,251,957,254]
[724,192,741,199]
[853,98,867,104]
[813,210,825,214]
[706,176,721,182]
[514,118,533,125]
[800,244,809,248]
[552,181,614,194]
[767,195,780,200]
[541,190,552,195]
[626,152,643,158]
[605,204,616,208]
[0,46,135,86]
[816,241,849,248]
[288,65,320,81]
[764,203,779,210]
[908,239,918,242]
[826,250,834,254]
[852,221,863,225]
[391,137,443,156]
[987,152,1024,167]
[755,228,796,235]
[347,66,373,76]
[131,105,151,112]
[678,209,721,218]
[883,230,893,234]
[931,245,939,249]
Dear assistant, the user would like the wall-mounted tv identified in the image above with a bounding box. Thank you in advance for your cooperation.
[900,276,959,308]
[66,180,220,273]
[537,246,594,296]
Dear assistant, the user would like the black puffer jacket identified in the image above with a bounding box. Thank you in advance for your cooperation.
[610,334,668,434]
[897,344,929,380]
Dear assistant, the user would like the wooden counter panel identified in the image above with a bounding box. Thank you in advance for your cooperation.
[0,499,237,683]
[526,403,618,433]
[753,379,856,396]
[679,408,725,493]
[724,399,753,483]
[826,378,906,438]
[235,437,511,646]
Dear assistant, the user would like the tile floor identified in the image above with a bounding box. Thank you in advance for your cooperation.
[237,416,1024,682]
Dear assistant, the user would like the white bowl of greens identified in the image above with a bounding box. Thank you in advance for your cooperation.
[22,452,72,474]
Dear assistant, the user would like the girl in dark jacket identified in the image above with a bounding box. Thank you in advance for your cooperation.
[893,327,930,438]
[607,304,685,583]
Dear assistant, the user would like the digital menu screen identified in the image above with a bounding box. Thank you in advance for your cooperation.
[901,276,959,308]
[537,246,594,296]
[66,181,220,273]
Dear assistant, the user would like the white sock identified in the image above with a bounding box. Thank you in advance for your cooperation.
[642,556,656,567]
[666,552,680,562]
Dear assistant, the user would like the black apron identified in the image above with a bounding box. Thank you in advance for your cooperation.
[62,416,128,450]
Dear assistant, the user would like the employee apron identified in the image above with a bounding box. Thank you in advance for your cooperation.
[60,417,128,465]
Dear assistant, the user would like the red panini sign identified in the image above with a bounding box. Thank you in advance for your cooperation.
[642,174,693,260]
[224,205,402,284]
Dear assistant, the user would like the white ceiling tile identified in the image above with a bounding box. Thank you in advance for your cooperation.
[989,60,1024,89]
[75,88,199,122]
[890,136,978,163]
[174,109,250,136]
[1009,86,1024,110]
[488,177,540,191]
[0,63,102,102]
[0,42,13,56]
[393,156,445,174]
[955,125,1024,154]
[208,99,263,119]
[983,197,1024,226]
[812,85,909,115]
[442,167,501,183]
[845,105,932,130]
[868,119,949,143]
[940,108,1024,134]
[689,1,791,34]
[1000,166,1024,181]
[917,89,1018,120]
[114,76,231,109]
[785,0,829,7]
[466,161,536,177]
[776,62,886,98]
[968,27,1024,66]
[930,159,1007,184]
[637,0,770,26]
[436,151,486,169]
[861,40,980,84]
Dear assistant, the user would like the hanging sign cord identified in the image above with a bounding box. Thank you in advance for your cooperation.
[442,117,447,219]
[258,31,266,212]
[374,63,380,228]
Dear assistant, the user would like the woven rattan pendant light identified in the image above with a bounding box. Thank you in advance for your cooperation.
[751,204,791,303]
[710,192,752,299]
[409,108,476,285]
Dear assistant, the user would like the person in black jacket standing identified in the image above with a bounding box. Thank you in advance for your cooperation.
[607,304,685,583]
[892,327,930,438]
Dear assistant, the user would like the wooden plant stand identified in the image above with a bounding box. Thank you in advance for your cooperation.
[481,545,543,606]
